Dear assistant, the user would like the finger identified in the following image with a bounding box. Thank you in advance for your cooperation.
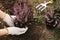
[11,15,16,19]
[18,28,28,35]
[17,31,25,35]
[11,15,16,20]
[18,27,28,32]
[3,15,15,27]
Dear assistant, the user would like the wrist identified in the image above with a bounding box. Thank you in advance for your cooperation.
[3,14,9,21]
[3,14,15,27]
[0,10,8,20]
[4,28,9,35]
[0,28,8,36]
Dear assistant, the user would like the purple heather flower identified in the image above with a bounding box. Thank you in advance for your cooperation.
[13,0,31,22]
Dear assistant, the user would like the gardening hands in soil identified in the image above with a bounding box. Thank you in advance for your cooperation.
[4,15,28,35]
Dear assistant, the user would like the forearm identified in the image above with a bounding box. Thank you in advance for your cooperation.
[0,28,8,36]
[0,10,8,19]
[0,10,8,33]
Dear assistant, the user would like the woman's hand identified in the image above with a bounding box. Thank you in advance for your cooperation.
[0,10,15,27]
[0,27,28,36]
[7,27,28,35]
[3,15,15,27]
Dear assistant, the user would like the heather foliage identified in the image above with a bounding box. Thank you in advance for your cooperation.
[45,8,60,29]
[13,0,31,23]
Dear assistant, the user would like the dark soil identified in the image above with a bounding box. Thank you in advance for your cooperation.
[0,21,58,40]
